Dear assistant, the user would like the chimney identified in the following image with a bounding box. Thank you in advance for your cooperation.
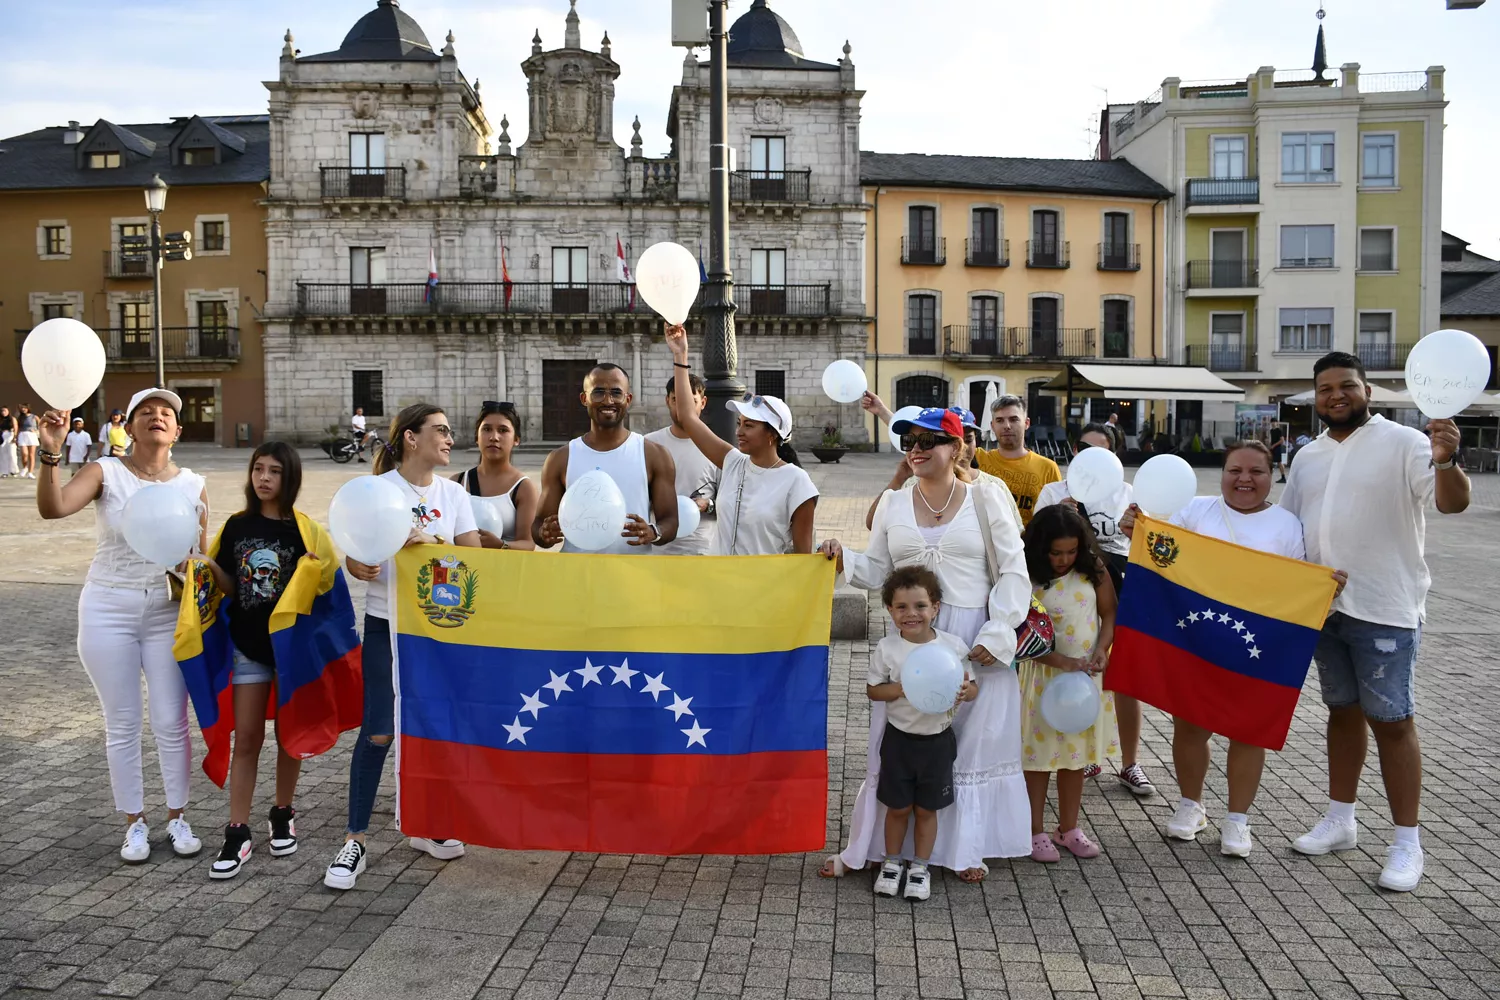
[62,121,84,145]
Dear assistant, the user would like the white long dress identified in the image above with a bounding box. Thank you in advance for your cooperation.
[838,480,1034,872]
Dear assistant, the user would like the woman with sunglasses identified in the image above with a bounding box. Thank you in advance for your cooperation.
[452,401,537,550]
[663,325,818,554]
[819,408,1032,884]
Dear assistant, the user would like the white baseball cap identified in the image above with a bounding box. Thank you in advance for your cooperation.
[726,394,793,439]
[126,387,183,420]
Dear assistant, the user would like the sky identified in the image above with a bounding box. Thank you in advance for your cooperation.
[2,0,1497,256]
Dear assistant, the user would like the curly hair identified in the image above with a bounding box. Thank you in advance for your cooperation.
[881,565,943,608]
[1023,503,1106,588]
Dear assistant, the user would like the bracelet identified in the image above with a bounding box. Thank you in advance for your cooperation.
[39,454,62,467]
[1432,457,1455,471]
[673,362,691,369]
[39,450,61,461]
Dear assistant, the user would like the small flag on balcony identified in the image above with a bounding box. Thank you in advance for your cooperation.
[425,249,439,304]
[501,246,513,311]
[616,235,635,310]
[697,244,708,283]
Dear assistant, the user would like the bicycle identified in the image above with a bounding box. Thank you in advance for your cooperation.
[327,430,384,464]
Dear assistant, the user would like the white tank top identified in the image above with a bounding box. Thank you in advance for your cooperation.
[87,457,207,590]
[565,432,652,555]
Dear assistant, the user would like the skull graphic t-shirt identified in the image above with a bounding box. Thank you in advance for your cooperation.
[214,512,307,668]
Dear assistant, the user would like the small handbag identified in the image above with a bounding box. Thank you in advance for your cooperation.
[971,480,1056,662]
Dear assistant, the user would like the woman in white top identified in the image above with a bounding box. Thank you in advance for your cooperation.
[325,403,481,892]
[35,388,208,864]
[663,325,819,554]
[452,401,537,550]
[819,407,1033,883]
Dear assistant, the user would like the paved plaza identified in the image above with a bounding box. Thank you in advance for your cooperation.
[1,449,1498,1000]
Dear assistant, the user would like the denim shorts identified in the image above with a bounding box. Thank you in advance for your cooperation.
[1313,612,1420,722]
[231,648,275,686]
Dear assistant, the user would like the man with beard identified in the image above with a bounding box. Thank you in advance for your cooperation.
[644,372,719,555]
[533,363,679,553]
[1281,351,1469,892]
[974,395,1060,526]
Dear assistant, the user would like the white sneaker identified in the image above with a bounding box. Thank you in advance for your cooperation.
[1292,815,1357,856]
[873,859,903,897]
[409,837,465,861]
[902,863,931,901]
[1220,818,1252,857]
[121,818,150,864]
[166,816,201,857]
[324,839,367,890]
[1378,842,1424,892]
[1166,801,1208,841]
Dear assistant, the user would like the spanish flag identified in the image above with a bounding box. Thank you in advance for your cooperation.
[1105,513,1337,751]
[393,548,833,855]
[174,511,363,787]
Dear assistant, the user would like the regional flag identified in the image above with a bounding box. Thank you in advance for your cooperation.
[174,511,363,786]
[424,248,439,303]
[393,549,834,855]
[1105,513,1337,751]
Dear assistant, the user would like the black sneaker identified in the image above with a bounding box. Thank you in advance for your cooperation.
[324,839,367,891]
[210,824,252,880]
[268,805,298,857]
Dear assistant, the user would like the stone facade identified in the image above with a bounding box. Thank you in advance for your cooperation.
[261,0,867,446]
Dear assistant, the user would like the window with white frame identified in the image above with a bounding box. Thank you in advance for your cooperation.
[38,221,70,259]
[1359,228,1395,271]
[1279,307,1333,352]
[1357,312,1393,350]
[1211,135,1248,179]
[1281,132,1336,183]
[1280,225,1335,268]
[1361,133,1396,187]
[750,248,786,287]
[196,215,229,255]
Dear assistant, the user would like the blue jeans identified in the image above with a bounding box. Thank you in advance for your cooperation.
[348,614,395,834]
[1314,612,1420,723]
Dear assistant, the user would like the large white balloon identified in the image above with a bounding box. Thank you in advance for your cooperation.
[559,469,629,551]
[329,476,411,565]
[901,642,965,715]
[676,495,701,540]
[1039,671,1102,735]
[121,486,201,568]
[470,496,504,537]
[1404,328,1492,420]
[634,242,701,325]
[1131,454,1197,518]
[820,360,868,404]
[887,406,923,452]
[21,318,107,410]
[1066,446,1125,508]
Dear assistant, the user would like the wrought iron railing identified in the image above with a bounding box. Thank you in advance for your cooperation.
[320,166,406,199]
[1098,243,1141,271]
[901,237,946,266]
[1358,341,1414,371]
[965,238,1009,267]
[1026,240,1070,268]
[1185,259,1259,290]
[943,325,1095,359]
[18,327,243,363]
[1185,177,1259,207]
[294,282,835,318]
[728,169,811,202]
[104,250,152,280]
[1184,341,1258,372]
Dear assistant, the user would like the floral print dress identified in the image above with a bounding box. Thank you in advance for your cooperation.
[1017,569,1119,772]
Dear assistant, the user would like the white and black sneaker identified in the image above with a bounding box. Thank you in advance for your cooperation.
[409,837,465,860]
[903,863,932,901]
[121,818,150,864]
[210,825,253,879]
[167,816,202,857]
[268,805,298,857]
[873,858,904,897]
[324,839,367,890]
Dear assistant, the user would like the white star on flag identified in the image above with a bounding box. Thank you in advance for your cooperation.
[544,669,573,699]
[575,659,604,686]
[1202,607,1215,619]
[1217,613,1231,624]
[610,659,638,687]
[519,691,547,719]
[641,672,671,702]
[503,716,532,744]
[1232,621,1245,633]
[682,720,711,747]
[1248,647,1262,659]
[665,694,694,721]
[1177,619,1187,629]
[1188,612,1200,622]
[1242,632,1256,645]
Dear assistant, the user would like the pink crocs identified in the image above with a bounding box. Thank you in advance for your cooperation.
[1031,832,1060,863]
[1052,827,1102,859]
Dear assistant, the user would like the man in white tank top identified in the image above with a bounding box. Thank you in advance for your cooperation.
[534,362,680,554]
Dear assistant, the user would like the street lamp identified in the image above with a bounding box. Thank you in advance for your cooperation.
[138,175,191,389]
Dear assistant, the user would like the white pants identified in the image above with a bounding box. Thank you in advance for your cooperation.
[77,582,193,814]
[0,432,15,476]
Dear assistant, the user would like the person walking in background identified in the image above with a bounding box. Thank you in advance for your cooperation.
[0,405,17,477]
[1105,411,1126,454]
[645,372,720,555]
[974,395,1060,526]
[65,418,93,476]
[98,409,128,460]
[453,401,537,550]
[16,403,40,479]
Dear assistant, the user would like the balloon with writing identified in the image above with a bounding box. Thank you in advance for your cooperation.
[21,318,107,410]
[634,242,701,326]
[1039,671,1101,735]
[676,495,701,539]
[1066,446,1124,507]
[901,642,965,714]
[559,469,629,551]
[887,406,923,452]
[1404,328,1492,420]
[121,485,201,568]
[1131,454,1196,518]
[329,476,411,565]
[820,360,868,404]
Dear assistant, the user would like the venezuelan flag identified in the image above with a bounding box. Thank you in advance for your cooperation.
[1105,513,1337,751]
[393,548,834,855]
[174,511,363,786]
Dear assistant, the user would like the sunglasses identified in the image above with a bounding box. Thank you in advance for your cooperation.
[901,431,957,452]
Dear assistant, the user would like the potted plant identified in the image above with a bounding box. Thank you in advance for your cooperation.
[811,424,848,464]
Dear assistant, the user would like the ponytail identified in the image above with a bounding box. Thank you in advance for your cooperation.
[374,402,443,476]
[775,439,802,468]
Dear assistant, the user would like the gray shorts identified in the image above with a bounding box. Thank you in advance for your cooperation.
[231,648,275,686]
[1314,612,1419,723]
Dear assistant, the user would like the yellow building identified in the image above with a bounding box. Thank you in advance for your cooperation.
[860,153,1170,443]
[0,116,269,445]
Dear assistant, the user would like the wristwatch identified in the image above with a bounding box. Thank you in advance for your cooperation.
[1432,457,1455,470]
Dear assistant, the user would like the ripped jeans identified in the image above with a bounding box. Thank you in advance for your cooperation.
[348,614,395,834]
[1314,612,1420,723]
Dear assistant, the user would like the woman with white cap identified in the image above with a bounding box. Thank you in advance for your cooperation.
[35,388,207,864]
[662,324,818,554]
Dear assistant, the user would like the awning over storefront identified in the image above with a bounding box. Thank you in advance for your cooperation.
[1037,364,1246,403]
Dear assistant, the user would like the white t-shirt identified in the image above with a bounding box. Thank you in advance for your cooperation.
[712,450,819,555]
[65,430,93,463]
[643,426,720,555]
[364,469,478,621]
[867,628,973,735]
[351,414,367,433]
[1280,414,1434,628]
[1035,479,1133,557]
[1169,495,1305,559]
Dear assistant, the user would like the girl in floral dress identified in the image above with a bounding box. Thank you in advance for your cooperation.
[1018,504,1119,862]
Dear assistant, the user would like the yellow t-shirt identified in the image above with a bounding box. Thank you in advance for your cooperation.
[107,425,128,449]
[973,449,1061,525]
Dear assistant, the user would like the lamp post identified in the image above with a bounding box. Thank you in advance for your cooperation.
[700,0,745,444]
[139,175,191,389]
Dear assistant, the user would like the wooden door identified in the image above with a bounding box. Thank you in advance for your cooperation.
[542,359,598,441]
[179,387,216,443]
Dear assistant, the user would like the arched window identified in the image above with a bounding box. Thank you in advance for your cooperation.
[895,375,948,411]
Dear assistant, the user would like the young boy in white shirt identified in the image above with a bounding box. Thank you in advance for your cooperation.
[867,565,977,900]
[64,418,93,476]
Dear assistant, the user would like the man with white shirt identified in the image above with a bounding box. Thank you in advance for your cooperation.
[644,373,719,555]
[350,407,368,462]
[1280,351,1470,892]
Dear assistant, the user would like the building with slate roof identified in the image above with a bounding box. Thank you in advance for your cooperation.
[1440,232,1500,395]
[0,115,270,446]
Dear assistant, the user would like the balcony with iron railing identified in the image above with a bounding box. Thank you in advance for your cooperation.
[104,250,152,280]
[15,327,241,365]
[294,281,836,318]
[1185,259,1259,291]
[320,166,406,200]
[729,169,811,203]
[943,325,1096,360]
[1358,341,1415,371]
[1026,240,1070,269]
[1185,177,1260,207]
[901,237,946,266]
[1097,243,1141,271]
[1183,340,1258,372]
[965,238,1009,267]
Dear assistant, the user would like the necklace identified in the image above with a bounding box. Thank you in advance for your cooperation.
[915,477,959,518]
[398,473,431,505]
[125,454,171,482]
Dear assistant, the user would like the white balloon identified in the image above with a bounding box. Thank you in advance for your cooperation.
[21,318,107,410]
[1039,671,1102,735]
[329,476,411,565]
[1131,454,1197,518]
[888,406,923,452]
[820,359,868,404]
[121,485,200,568]
[1404,328,1492,420]
[634,242,701,326]
[558,469,629,551]
[676,495,701,539]
[1066,446,1125,508]
[470,496,504,537]
[901,642,965,715]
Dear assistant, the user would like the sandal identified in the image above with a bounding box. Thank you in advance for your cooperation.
[957,863,989,883]
[817,854,848,878]
[1052,827,1101,859]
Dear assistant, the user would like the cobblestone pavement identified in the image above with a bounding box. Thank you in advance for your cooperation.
[2,452,1498,1000]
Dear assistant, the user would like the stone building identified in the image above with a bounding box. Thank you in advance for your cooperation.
[262,0,866,445]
